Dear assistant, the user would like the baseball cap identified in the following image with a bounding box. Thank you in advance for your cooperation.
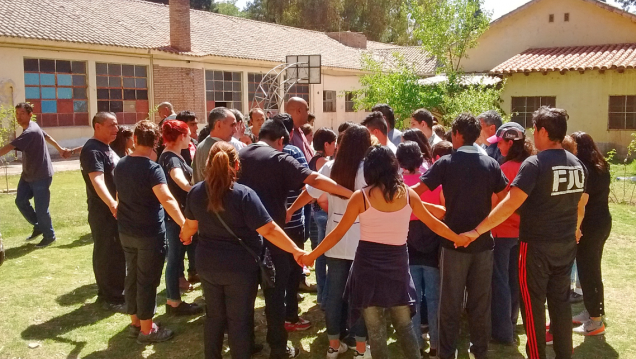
[487,122,525,144]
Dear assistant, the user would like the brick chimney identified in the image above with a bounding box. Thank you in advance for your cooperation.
[326,31,367,49]
[169,0,191,52]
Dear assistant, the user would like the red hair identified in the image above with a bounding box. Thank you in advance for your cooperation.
[162,119,189,143]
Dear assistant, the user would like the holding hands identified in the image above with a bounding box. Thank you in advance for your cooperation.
[455,229,480,248]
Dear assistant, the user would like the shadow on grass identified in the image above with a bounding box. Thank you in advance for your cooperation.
[573,335,618,358]
[57,233,93,249]
[21,302,116,359]
[56,283,98,306]
[4,242,37,260]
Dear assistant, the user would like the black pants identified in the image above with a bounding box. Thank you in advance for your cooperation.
[264,250,292,358]
[577,218,611,317]
[89,210,125,304]
[199,269,259,359]
[519,240,576,359]
[120,232,166,320]
[285,226,305,323]
[438,247,493,359]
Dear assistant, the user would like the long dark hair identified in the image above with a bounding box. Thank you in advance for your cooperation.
[110,126,133,158]
[505,138,535,163]
[331,125,371,191]
[363,145,406,202]
[402,128,433,164]
[205,141,240,212]
[571,131,609,173]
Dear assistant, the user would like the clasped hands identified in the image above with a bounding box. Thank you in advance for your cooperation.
[455,229,480,248]
[293,250,314,268]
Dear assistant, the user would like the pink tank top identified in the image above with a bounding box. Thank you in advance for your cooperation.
[359,188,412,246]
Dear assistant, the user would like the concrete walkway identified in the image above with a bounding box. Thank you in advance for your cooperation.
[2,159,80,176]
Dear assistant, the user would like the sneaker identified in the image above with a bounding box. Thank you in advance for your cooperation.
[127,324,141,338]
[353,345,371,358]
[102,302,127,314]
[179,277,193,291]
[546,330,553,345]
[285,317,312,332]
[299,278,317,292]
[572,309,590,325]
[574,319,605,336]
[25,228,42,241]
[326,342,348,359]
[187,272,200,284]
[35,237,56,248]
[286,346,300,358]
[165,302,204,316]
[137,323,174,344]
[569,291,584,303]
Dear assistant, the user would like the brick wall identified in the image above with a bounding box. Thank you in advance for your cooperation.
[152,65,206,123]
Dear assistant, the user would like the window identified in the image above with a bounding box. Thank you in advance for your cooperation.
[323,91,336,113]
[511,96,556,128]
[345,92,356,112]
[608,96,636,130]
[248,73,278,109]
[96,63,149,125]
[23,58,89,127]
[206,70,242,111]
[285,83,310,103]
[564,13,570,22]
[549,14,554,22]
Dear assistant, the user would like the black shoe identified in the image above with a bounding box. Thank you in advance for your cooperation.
[165,302,204,316]
[26,228,43,241]
[127,324,141,338]
[569,291,584,303]
[102,302,127,314]
[137,325,174,344]
[35,237,56,248]
[252,343,264,355]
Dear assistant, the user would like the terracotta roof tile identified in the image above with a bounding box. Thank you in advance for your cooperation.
[0,0,435,74]
[491,43,636,74]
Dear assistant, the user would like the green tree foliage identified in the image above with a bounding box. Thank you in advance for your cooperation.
[243,0,415,44]
[145,0,218,12]
[409,0,490,72]
[217,0,246,17]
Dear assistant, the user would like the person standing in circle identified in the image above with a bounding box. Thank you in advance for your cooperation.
[114,120,186,344]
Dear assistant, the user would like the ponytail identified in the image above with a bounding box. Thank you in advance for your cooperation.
[205,141,239,213]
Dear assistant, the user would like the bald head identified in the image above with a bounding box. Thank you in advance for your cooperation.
[157,102,175,119]
[286,97,309,128]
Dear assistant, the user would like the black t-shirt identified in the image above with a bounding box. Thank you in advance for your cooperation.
[185,182,272,272]
[407,220,440,268]
[237,144,312,255]
[581,163,611,228]
[512,149,588,243]
[114,156,167,237]
[10,122,54,182]
[158,151,192,217]
[79,138,119,215]
[485,143,505,164]
[420,147,508,252]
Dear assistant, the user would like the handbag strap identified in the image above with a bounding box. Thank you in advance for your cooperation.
[214,211,261,262]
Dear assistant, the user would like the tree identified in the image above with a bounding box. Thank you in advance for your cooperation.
[217,0,246,17]
[145,0,218,12]
[408,0,490,72]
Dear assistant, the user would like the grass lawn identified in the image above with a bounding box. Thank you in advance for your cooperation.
[0,170,634,359]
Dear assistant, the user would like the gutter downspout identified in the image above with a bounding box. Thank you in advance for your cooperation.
[149,51,155,120]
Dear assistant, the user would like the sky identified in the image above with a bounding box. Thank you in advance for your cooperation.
[231,0,624,20]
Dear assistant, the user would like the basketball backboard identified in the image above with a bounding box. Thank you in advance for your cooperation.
[285,55,321,84]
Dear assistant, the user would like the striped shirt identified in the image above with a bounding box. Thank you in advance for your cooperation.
[283,144,308,230]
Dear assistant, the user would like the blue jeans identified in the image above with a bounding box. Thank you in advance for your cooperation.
[409,265,440,349]
[491,237,520,343]
[165,220,185,301]
[15,176,55,240]
[324,257,367,341]
[312,209,328,305]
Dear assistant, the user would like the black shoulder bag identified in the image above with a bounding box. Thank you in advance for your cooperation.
[213,212,276,290]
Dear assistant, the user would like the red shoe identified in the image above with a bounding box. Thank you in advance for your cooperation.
[284,317,312,332]
[546,330,553,345]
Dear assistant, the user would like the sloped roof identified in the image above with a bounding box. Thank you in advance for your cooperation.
[491,43,636,74]
[0,0,435,74]
[372,46,438,75]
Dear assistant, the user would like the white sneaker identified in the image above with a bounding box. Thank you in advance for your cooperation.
[353,344,371,358]
[326,342,348,359]
[573,319,606,336]
[572,309,590,325]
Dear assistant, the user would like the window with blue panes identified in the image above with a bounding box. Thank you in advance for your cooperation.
[23,58,89,127]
